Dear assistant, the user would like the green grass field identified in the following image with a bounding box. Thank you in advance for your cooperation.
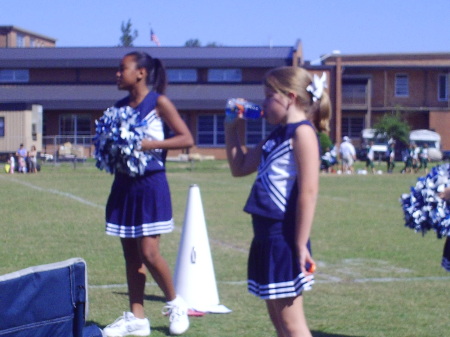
[1,160,449,337]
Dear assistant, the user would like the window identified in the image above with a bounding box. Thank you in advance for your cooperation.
[208,69,242,82]
[16,33,25,47]
[438,74,448,101]
[342,84,367,105]
[0,117,4,137]
[32,124,37,141]
[341,117,364,138]
[197,114,225,146]
[246,119,276,145]
[59,114,91,140]
[0,69,29,83]
[395,74,409,97]
[197,114,274,147]
[167,69,197,83]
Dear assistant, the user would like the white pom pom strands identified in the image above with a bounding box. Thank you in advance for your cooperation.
[93,106,151,176]
[400,164,450,239]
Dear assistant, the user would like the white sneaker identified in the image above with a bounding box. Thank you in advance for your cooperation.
[103,312,150,337]
[163,296,190,335]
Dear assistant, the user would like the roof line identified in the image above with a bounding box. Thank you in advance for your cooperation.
[0,25,56,42]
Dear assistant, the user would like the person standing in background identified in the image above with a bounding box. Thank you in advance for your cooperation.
[365,140,375,174]
[16,144,27,173]
[339,136,356,174]
[28,145,38,173]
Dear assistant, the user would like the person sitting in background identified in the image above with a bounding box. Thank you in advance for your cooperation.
[321,147,333,173]
[321,145,338,173]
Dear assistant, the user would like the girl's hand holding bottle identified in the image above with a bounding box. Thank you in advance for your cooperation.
[225,98,263,122]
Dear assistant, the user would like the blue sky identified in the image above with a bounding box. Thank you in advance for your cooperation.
[1,0,449,62]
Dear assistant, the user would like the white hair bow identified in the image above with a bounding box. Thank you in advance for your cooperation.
[306,73,327,102]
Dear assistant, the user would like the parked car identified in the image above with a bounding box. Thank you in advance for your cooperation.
[409,129,443,161]
[359,129,389,161]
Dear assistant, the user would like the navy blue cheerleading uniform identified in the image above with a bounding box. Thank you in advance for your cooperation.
[105,91,174,238]
[244,120,316,300]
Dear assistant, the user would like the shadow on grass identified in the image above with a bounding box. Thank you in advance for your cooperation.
[312,332,364,337]
[112,291,166,303]
[149,325,171,336]
[106,293,366,336]
[86,320,102,326]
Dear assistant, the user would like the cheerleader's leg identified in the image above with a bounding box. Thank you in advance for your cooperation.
[442,237,450,272]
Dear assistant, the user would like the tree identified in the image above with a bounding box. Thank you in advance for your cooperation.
[205,42,222,47]
[318,132,333,153]
[184,39,201,47]
[184,39,221,47]
[373,108,410,146]
[119,19,138,47]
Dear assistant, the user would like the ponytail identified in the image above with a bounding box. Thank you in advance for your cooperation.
[151,58,167,94]
[310,91,331,133]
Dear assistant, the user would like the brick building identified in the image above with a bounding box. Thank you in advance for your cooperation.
[322,53,450,149]
[0,44,302,159]
[0,29,449,159]
[0,26,56,48]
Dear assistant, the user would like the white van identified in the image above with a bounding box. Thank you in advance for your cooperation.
[409,129,442,161]
[361,128,388,160]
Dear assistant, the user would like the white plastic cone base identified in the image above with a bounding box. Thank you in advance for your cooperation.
[174,185,231,313]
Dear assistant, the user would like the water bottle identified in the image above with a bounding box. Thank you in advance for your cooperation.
[225,98,263,121]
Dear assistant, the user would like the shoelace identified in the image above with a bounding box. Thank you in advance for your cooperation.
[162,305,186,322]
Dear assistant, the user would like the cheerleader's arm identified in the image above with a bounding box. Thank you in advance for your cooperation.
[225,117,262,177]
[293,124,319,273]
[141,95,194,150]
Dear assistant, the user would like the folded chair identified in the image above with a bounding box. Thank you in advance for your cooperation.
[0,258,103,337]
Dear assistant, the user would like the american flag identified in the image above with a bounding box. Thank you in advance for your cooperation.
[150,29,160,46]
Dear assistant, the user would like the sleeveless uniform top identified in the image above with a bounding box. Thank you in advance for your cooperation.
[115,91,170,172]
[244,120,317,220]
[106,91,174,238]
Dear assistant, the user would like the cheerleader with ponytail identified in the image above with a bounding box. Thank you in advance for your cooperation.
[226,66,331,337]
[102,51,193,337]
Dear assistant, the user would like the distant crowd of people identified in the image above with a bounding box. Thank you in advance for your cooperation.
[6,143,39,174]
[320,135,357,174]
[400,142,430,174]
[320,136,431,175]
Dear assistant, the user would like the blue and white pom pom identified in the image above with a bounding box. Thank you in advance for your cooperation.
[93,106,150,176]
[400,164,450,238]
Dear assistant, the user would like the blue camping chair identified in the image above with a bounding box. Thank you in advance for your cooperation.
[0,258,103,337]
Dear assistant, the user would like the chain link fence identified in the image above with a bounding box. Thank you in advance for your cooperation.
[42,135,94,163]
